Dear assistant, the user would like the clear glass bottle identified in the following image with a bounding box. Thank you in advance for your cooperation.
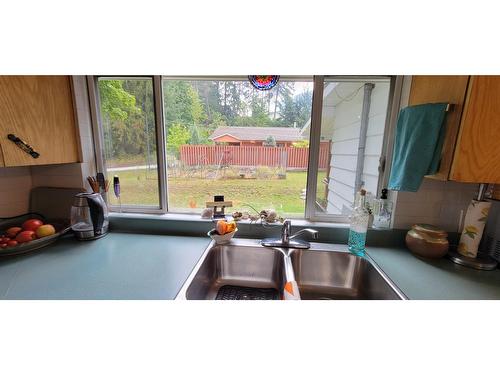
[372,188,393,229]
[348,189,370,256]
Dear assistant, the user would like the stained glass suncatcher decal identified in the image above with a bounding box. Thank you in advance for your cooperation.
[248,75,280,90]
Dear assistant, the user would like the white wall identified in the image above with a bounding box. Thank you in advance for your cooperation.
[325,81,390,214]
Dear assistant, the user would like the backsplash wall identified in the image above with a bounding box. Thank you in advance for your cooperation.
[0,166,33,217]
[391,168,479,233]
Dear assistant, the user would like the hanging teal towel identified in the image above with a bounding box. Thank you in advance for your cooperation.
[388,103,448,192]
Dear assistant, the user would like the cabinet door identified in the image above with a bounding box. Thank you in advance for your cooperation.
[408,75,470,180]
[450,76,500,183]
[0,76,80,167]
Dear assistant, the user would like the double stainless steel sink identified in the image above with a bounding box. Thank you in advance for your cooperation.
[176,238,406,300]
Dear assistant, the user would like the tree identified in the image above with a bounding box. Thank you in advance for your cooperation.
[98,80,148,160]
[277,87,313,128]
[210,111,227,128]
[163,81,206,126]
[188,85,206,125]
[167,123,191,157]
[278,93,297,126]
[294,90,313,127]
[98,80,138,121]
[273,82,294,122]
[122,79,157,163]
[218,81,245,121]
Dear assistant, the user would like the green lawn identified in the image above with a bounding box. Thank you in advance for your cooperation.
[107,169,313,216]
[107,168,328,217]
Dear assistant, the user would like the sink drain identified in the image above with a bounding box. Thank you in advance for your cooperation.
[215,285,280,300]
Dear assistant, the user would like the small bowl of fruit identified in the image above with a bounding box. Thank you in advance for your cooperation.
[0,215,68,257]
[208,220,238,244]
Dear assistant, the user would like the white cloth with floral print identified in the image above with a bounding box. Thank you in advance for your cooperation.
[458,200,491,258]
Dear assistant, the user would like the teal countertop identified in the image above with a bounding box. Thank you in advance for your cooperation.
[0,233,210,299]
[1,230,499,300]
[367,246,500,300]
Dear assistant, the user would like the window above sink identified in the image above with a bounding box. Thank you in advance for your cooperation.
[89,76,400,223]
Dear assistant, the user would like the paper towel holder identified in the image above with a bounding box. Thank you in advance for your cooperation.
[448,249,498,270]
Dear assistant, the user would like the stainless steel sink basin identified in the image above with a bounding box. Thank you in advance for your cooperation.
[176,239,406,300]
[177,240,285,300]
[290,246,406,299]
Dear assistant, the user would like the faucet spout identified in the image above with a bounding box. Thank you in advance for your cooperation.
[261,219,319,249]
[290,228,319,241]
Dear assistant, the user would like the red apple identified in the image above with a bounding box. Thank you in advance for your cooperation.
[6,226,22,238]
[0,243,7,249]
[15,230,36,243]
[0,236,9,244]
[6,240,18,247]
[22,219,44,232]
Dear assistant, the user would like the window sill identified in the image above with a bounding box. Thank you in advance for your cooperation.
[108,212,405,248]
[109,211,350,229]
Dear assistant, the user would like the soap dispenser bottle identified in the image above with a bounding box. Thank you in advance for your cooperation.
[348,189,370,256]
[373,188,392,229]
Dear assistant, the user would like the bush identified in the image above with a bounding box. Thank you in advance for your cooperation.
[292,140,309,148]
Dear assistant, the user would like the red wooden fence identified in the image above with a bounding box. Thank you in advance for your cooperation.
[179,143,330,169]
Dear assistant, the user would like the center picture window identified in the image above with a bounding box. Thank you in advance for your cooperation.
[162,78,314,217]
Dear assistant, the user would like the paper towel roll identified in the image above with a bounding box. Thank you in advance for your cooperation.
[458,200,491,258]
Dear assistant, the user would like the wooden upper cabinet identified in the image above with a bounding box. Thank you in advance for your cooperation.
[408,75,470,180]
[450,76,500,183]
[0,76,80,167]
[407,75,500,184]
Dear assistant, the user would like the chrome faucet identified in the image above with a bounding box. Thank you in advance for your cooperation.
[262,219,319,249]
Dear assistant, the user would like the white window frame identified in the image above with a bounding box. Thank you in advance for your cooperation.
[305,75,403,222]
[88,75,167,214]
[88,75,402,222]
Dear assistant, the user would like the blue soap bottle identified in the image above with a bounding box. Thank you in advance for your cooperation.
[348,189,370,256]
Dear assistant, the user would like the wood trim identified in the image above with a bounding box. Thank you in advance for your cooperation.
[408,75,470,181]
[69,76,84,163]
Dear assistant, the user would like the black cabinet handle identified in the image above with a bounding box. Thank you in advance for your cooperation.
[7,134,40,158]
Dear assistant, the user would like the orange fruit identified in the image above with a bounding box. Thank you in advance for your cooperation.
[226,222,237,233]
[216,220,228,235]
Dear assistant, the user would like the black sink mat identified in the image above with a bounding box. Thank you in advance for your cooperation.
[215,285,280,300]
